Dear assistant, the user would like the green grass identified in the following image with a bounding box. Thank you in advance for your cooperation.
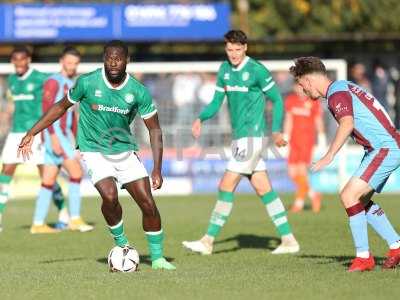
[0,194,400,300]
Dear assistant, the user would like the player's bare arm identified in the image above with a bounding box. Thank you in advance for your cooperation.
[143,113,163,190]
[192,118,202,139]
[312,115,353,172]
[18,96,73,160]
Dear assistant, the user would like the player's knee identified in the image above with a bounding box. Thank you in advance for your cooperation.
[101,188,118,205]
[340,189,356,206]
[218,181,235,192]
[70,169,83,180]
[253,182,268,196]
[141,199,158,217]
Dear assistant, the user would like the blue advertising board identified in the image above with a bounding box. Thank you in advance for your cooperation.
[0,3,230,42]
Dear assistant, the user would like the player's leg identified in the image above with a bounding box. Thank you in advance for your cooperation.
[31,165,60,233]
[182,171,242,255]
[361,191,400,252]
[340,177,375,272]
[95,177,129,247]
[80,151,127,245]
[288,162,305,213]
[124,178,175,270]
[36,164,69,228]
[184,137,261,254]
[0,132,23,231]
[357,149,400,269]
[62,158,93,232]
[250,170,300,254]
[0,164,17,232]
[35,133,67,219]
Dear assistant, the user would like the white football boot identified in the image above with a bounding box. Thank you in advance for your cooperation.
[182,236,213,255]
[271,234,300,254]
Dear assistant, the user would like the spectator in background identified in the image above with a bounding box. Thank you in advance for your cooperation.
[371,60,390,112]
[349,62,371,91]
[172,73,201,147]
[274,71,294,99]
[197,73,218,147]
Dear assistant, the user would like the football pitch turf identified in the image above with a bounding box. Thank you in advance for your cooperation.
[0,194,399,300]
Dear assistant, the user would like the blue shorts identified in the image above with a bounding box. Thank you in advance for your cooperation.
[44,131,76,166]
[354,148,400,193]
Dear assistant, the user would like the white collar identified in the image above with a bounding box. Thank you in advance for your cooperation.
[101,67,129,90]
[18,68,33,80]
[232,56,249,72]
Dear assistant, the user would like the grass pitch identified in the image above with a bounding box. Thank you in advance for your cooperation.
[0,194,399,300]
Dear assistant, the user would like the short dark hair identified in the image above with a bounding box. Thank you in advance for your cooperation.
[224,30,247,45]
[11,45,32,58]
[104,40,129,58]
[61,46,81,58]
[289,57,327,78]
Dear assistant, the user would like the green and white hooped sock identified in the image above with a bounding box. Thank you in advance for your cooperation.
[145,229,164,261]
[0,174,12,214]
[206,190,234,238]
[108,220,129,247]
[261,190,292,237]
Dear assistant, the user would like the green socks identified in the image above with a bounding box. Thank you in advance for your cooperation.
[52,181,66,211]
[206,190,234,238]
[145,230,164,261]
[108,220,129,247]
[261,190,292,236]
[0,174,12,214]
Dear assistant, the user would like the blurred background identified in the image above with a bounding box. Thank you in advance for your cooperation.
[1,0,400,196]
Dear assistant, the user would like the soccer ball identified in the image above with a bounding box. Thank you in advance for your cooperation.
[107,245,140,272]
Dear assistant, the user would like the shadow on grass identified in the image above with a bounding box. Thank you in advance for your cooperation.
[40,257,87,264]
[212,234,281,254]
[298,254,385,267]
[96,255,175,266]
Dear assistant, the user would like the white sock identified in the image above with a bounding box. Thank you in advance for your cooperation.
[58,207,70,224]
[389,240,400,249]
[356,251,370,258]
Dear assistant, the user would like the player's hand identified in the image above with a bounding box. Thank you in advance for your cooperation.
[50,134,64,156]
[192,119,202,139]
[18,133,34,161]
[272,132,287,147]
[311,153,334,172]
[151,169,163,190]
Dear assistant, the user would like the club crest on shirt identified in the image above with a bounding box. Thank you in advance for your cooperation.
[242,72,249,81]
[224,73,230,80]
[125,94,134,103]
[95,90,102,97]
[26,83,34,92]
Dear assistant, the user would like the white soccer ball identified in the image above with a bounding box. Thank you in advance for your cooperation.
[108,245,140,273]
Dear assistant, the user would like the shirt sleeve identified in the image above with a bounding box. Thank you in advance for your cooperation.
[198,65,226,122]
[67,75,85,104]
[138,86,157,119]
[328,91,353,120]
[257,64,284,132]
[256,64,275,93]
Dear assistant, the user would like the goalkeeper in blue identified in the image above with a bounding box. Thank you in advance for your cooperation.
[183,30,299,255]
